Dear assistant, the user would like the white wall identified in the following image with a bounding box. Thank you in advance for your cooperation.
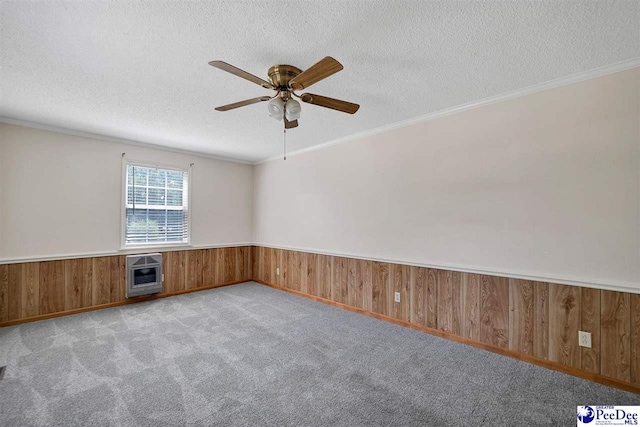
[253,68,640,292]
[0,123,253,261]
[2,69,638,292]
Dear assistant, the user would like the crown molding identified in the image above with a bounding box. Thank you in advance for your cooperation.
[255,58,640,165]
[0,116,254,165]
[2,59,637,166]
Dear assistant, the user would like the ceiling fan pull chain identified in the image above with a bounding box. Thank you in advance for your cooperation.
[283,128,287,160]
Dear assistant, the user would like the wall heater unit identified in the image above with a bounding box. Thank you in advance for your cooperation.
[126,253,163,298]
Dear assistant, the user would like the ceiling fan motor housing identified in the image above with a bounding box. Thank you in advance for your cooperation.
[268,65,302,89]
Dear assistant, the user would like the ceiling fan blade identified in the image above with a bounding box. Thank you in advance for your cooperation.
[215,96,272,111]
[300,93,360,114]
[284,116,298,129]
[289,57,343,91]
[209,60,274,89]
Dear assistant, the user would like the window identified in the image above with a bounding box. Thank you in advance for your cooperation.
[123,162,190,247]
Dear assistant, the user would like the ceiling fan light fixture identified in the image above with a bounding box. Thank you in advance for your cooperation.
[285,99,301,121]
[267,97,284,120]
[210,57,359,129]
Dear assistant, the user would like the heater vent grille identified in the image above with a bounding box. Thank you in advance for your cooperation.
[126,253,163,298]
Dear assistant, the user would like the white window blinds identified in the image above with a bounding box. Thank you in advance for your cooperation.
[124,163,189,246]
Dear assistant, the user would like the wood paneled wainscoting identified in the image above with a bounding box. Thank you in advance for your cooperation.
[0,246,252,326]
[250,246,640,394]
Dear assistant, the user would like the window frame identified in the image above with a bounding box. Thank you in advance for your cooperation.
[120,158,192,250]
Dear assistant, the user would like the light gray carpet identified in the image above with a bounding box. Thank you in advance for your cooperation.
[0,282,636,426]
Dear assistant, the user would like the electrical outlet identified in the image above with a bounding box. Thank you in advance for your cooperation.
[394,292,401,303]
[579,331,592,348]
[276,267,280,276]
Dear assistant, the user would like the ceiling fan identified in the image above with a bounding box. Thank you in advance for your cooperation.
[208,57,360,129]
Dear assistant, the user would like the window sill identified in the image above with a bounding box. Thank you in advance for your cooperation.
[119,243,192,253]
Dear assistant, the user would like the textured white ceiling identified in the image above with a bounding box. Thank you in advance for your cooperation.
[1,1,638,163]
